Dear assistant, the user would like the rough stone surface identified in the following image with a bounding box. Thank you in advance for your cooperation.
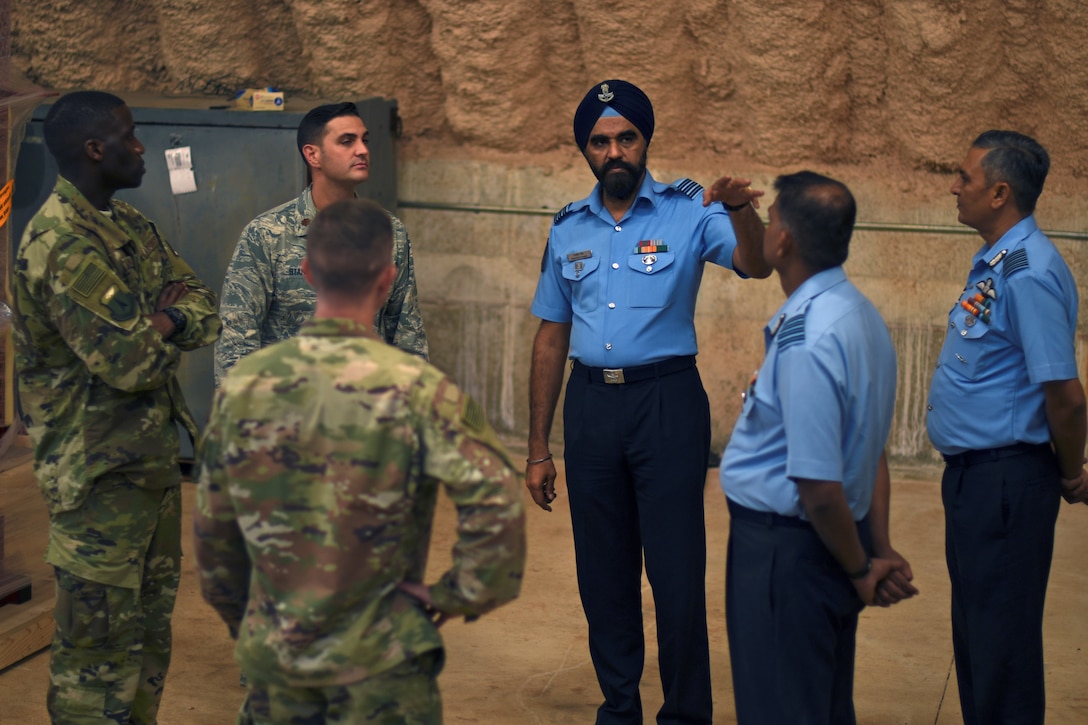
[12,0,1088,172]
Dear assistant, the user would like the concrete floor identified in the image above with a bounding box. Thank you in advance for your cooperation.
[2,459,1088,723]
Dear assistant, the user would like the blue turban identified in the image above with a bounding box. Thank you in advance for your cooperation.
[573,80,655,150]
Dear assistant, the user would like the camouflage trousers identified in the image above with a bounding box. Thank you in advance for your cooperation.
[47,478,181,725]
[240,650,445,724]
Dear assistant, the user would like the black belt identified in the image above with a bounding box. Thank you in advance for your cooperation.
[727,499,811,529]
[572,356,695,385]
[941,441,1052,468]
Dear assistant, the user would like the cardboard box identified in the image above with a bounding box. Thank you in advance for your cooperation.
[232,88,285,111]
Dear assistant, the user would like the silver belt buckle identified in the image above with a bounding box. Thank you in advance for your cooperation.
[603,368,625,384]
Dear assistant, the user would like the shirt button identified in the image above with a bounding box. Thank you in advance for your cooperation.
[646,266,653,272]
[612,262,620,269]
[614,225,622,232]
[605,343,612,350]
[960,329,968,336]
[608,302,616,309]
[927,404,933,411]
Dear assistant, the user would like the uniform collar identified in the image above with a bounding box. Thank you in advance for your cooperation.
[766,266,848,333]
[54,176,135,252]
[297,316,376,339]
[972,214,1038,267]
[293,185,320,237]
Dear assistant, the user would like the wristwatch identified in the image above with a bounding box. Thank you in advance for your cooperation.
[162,306,187,334]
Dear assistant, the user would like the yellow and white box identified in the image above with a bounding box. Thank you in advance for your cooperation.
[232,88,285,111]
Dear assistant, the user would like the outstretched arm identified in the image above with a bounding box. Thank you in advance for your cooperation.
[703,175,771,279]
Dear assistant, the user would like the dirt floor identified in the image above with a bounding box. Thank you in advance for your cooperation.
[2,457,1088,723]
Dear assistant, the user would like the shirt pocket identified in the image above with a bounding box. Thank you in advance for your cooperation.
[938,307,992,381]
[562,256,601,312]
[626,252,676,308]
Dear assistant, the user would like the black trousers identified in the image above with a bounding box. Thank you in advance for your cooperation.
[563,361,712,725]
[942,443,1061,725]
[725,501,869,725]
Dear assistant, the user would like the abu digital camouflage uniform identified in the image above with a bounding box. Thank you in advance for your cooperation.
[213,186,427,386]
[12,176,220,724]
[196,317,525,723]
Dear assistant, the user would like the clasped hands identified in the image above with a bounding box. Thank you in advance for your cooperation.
[854,549,919,608]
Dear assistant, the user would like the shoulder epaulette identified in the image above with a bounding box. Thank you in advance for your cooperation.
[553,203,576,226]
[1001,248,1029,278]
[670,178,704,200]
[776,314,806,352]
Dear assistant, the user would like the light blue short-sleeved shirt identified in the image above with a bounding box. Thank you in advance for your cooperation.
[721,267,897,519]
[927,216,1079,455]
[531,172,741,368]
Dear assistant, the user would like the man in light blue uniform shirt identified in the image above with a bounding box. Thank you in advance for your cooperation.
[721,171,917,724]
[525,79,770,725]
[927,130,1088,725]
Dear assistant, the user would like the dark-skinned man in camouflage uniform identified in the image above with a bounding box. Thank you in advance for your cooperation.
[12,90,221,724]
[196,198,525,724]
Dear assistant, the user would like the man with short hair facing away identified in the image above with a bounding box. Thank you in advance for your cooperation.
[214,101,427,387]
[196,198,526,725]
[927,130,1088,725]
[12,90,221,724]
[526,78,771,725]
[720,171,917,724]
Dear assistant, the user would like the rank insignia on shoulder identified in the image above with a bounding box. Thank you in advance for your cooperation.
[553,203,575,226]
[776,314,806,350]
[567,249,592,262]
[671,178,704,200]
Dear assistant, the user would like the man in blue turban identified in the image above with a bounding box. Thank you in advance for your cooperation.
[525,79,770,724]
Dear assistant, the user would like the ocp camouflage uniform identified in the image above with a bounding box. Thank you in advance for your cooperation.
[196,317,526,724]
[12,176,221,724]
[213,186,428,386]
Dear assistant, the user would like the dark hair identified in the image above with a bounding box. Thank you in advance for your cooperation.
[972,130,1050,214]
[306,198,393,295]
[296,102,361,161]
[774,171,856,271]
[43,91,126,171]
